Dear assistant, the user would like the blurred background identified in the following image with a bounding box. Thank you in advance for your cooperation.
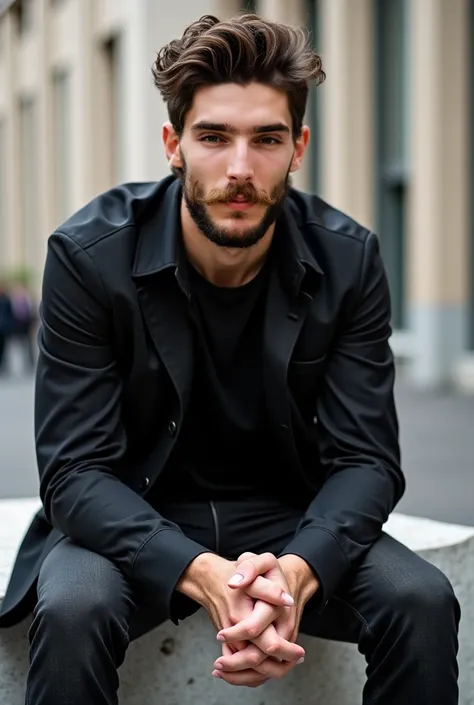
[0,0,473,524]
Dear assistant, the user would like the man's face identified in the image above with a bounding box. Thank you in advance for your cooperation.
[163,82,309,249]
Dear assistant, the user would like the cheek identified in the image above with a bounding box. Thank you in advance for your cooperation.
[254,150,292,177]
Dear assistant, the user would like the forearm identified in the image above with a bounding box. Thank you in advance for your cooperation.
[42,466,209,617]
[279,462,401,606]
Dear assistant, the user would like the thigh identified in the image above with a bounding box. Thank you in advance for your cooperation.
[299,531,456,646]
[37,537,136,623]
[36,537,169,643]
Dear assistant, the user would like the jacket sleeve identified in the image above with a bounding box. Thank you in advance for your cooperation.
[36,232,209,621]
[279,232,404,607]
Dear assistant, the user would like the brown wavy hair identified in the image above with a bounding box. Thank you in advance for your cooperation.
[152,13,326,140]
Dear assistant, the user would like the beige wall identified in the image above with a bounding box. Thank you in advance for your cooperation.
[0,0,472,385]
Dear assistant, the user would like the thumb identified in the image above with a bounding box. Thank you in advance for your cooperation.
[227,552,258,588]
[228,552,279,589]
[237,552,257,564]
[228,559,258,588]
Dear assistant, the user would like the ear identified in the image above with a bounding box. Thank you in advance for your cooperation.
[289,125,310,173]
[162,122,183,170]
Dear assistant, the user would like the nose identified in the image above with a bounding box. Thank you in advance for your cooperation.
[226,141,254,182]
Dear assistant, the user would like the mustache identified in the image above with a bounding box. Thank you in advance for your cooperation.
[195,182,280,207]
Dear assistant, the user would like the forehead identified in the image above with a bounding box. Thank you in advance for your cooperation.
[184,82,292,132]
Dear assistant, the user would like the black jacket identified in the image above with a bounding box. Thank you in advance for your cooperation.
[0,176,404,627]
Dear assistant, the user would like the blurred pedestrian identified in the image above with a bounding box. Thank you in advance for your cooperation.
[9,282,37,373]
[0,280,13,375]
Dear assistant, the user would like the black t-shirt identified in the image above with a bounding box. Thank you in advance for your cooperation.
[157,255,282,500]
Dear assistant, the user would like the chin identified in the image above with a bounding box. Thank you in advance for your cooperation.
[222,214,257,229]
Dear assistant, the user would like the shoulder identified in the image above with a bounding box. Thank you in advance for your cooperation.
[288,189,373,248]
[285,188,384,305]
[286,188,376,262]
[50,176,176,253]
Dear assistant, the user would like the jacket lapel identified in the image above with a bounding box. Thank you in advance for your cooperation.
[132,177,194,411]
[135,278,194,411]
[263,268,314,431]
[263,201,323,435]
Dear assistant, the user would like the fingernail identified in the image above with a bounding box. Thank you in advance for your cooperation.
[214,663,224,670]
[282,592,294,606]
[212,670,222,678]
[228,573,244,586]
[216,634,225,642]
[297,657,305,665]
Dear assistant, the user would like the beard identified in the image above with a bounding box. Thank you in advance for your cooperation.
[175,159,291,249]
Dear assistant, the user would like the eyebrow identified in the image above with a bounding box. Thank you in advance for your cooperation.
[191,121,290,135]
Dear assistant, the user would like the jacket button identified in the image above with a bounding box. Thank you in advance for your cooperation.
[168,420,177,436]
[141,477,150,490]
[312,416,318,425]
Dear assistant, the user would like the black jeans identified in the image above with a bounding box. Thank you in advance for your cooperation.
[26,495,460,704]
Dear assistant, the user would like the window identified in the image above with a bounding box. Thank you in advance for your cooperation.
[52,71,71,223]
[14,0,34,36]
[374,0,410,330]
[103,35,124,184]
[19,97,38,270]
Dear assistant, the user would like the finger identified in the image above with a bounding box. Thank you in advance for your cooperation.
[222,643,234,657]
[215,643,266,672]
[236,551,257,564]
[244,575,294,607]
[217,600,278,643]
[222,641,247,657]
[252,624,305,662]
[213,668,269,688]
[228,552,279,588]
[253,655,305,680]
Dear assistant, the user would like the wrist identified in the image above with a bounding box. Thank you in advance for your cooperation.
[176,552,220,606]
[278,554,319,603]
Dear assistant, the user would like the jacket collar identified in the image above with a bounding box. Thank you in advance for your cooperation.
[132,175,324,298]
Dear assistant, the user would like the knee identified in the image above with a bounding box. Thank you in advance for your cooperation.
[386,562,460,632]
[34,561,130,640]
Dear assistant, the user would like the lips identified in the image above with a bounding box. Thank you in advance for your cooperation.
[226,199,253,210]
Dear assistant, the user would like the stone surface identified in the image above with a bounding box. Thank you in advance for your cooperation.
[1,499,474,704]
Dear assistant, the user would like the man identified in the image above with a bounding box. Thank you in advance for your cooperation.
[0,281,13,375]
[9,282,37,374]
[0,13,459,704]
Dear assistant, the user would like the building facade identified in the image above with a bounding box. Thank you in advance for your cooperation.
[0,0,473,389]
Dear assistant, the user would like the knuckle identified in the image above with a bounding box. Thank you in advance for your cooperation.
[264,642,280,657]
[246,623,261,640]
[248,651,263,668]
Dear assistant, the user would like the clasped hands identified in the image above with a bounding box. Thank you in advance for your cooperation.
[200,551,319,688]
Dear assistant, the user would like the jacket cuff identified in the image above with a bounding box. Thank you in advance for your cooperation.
[278,527,351,610]
[132,528,212,623]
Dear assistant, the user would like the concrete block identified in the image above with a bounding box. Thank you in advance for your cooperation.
[1,499,474,704]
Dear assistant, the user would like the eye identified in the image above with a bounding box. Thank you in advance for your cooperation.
[199,134,225,144]
[257,136,282,145]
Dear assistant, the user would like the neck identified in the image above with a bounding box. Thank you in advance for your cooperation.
[180,199,274,288]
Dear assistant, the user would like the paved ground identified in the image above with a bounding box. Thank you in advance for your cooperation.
[0,361,473,526]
